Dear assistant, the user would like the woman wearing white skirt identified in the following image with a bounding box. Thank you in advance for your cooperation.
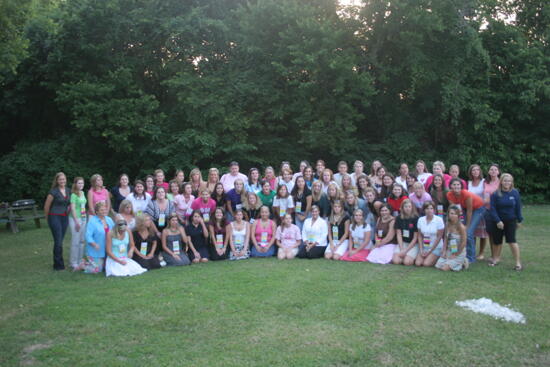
[324,200,350,260]
[436,205,468,271]
[106,215,147,277]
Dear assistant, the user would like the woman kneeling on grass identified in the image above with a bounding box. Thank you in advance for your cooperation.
[436,205,468,271]
[162,213,191,266]
[82,201,114,273]
[105,214,147,277]
[186,210,210,263]
[298,205,328,259]
[415,201,445,267]
[275,214,302,260]
[392,199,419,266]
[367,204,397,264]
[341,209,372,262]
[324,200,350,260]
[131,214,161,270]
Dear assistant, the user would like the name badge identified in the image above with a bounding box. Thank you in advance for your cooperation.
[295,201,302,213]
[353,237,361,249]
[450,238,458,253]
[377,229,383,237]
[80,203,86,217]
[119,243,127,255]
[403,229,410,238]
[307,232,315,243]
[158,214,166,227]
[260,232,268,246]
[236,204,243,210]
[137,210,143,216]
[186,208,193,216]
[249,218,255,224]
[332,226,339,240]
[437,205,444,215]
[140,242,148,255]
[423,237,431,250]
[235,235,243,246]
[393,211,398,217]
[172,240,180,255]
[203,213,210,222]
[216,234,224,249]
[280,208,286,217]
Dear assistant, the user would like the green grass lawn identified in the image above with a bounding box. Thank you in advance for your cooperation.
[1,206,549,366]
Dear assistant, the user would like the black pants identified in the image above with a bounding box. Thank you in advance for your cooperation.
[48,215,69,270]
[209,245,229,261]
[297,244,326,259]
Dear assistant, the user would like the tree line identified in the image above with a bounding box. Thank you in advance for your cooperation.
[0,0,548,202]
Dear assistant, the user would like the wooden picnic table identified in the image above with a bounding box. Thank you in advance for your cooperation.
[0,203,44,233]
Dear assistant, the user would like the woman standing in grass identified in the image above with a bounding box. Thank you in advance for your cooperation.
[489,174,524,270]
[206,168,219,193]
[311,181,331,219]
[105,215,147,277]
[118,200,136,231]
[111,173,132,213]
[131,214,161,270]
[211,182,227,209]
[166,180,180,202]
[414,160,432,187]
[435,205,468,271]
[44,172,71,271]
[392,199,419,266]
[228,209,251,260]
[387,183,409,217]
[482,164,501,263]
[208,207,229,261]
[162,214,191,266]
[302,165,315,189]
[408,182,432,216]
[69,177,87,271]
[245,168,262,194]
[250,206,277,257]
[243,191,262,224]
[87,174,111,215]
[189,168,206,197]
[341,209,371,262]
[276,213,302,260]
[226,178,246,221]
[429,174,449,220]
[126,180,151,217]
[145,175,155,197]
[324,201,350,261]
[257,180,277,214]
[298,205,328,259]
[174,182,195,225]
[415,201,445,267]
[145,186,176,238]
[272,184,295,225]
[83,201,114,273]
[186,210,210,263]
[366,204,397,264]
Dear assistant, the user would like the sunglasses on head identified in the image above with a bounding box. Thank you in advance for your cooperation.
[117,221,127,226]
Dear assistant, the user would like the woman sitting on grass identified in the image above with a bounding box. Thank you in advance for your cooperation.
[250,206,277,257]
[436,205,468,271]
[324,200,350,261]
[275,213,302,260]
[208,207,229,261]
[82,201,114,273]
[341,209,372,262]
[162,213,191,266]
[131,214,161,270]
[298,205,328,259]
[392,199,419,266]
[228,209,251,260]
[366,204,397,264]
[105,214,147,277]
[415,201,445,267]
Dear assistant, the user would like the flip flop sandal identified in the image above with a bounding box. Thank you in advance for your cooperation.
[514,265,523,271]
[488,261,498,267]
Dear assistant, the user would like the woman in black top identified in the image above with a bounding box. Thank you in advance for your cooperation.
[291,176,312,231]
[43,172,71,270]
[111,173,132,213]
[131,214,161,270]
[211,183,227,208]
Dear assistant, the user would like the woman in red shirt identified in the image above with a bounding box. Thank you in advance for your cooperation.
[446,178,485,264]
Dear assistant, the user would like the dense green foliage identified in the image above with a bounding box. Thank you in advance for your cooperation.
[0,0,548,202]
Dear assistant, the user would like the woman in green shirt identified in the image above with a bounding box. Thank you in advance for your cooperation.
[69,177,87,270]
[257,180,276,215]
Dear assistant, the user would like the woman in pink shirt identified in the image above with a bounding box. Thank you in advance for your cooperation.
[275,214,302,259]
[174,182,195,225]
[87,174,111,215]
[424,161,452,191]
[191,189,217,224]
[482,163,501,263]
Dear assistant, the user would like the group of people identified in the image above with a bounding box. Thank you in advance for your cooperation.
[43,159,524,276]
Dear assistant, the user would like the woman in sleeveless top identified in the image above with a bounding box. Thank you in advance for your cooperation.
[162,214,191,266]
[367,203,397,264]
[250,206,277,257]
[105,215,147,277]
[436,205,468,271]
[132,214,162,270]
[228,209,251,260]
[324,201,350,260]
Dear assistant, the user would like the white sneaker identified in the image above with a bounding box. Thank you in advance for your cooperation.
[463,258,469,270]
[160,260,167,267]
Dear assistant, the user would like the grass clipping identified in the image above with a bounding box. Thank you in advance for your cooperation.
[456,298,526,324]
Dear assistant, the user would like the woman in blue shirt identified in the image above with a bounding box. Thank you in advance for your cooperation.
[82,201,114,273]
[489,174,523,270]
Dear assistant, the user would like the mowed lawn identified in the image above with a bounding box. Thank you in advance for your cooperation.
[0,206,549,367]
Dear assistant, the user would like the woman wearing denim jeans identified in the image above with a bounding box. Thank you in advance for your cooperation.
[44,172,71,270]
[447,178,486,263]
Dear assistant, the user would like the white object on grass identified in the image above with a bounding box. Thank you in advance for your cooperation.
[455,297,526,324]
